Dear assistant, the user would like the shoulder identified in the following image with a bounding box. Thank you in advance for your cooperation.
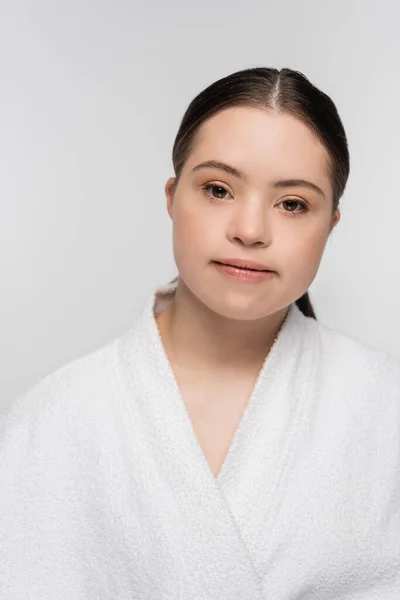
[311,316,400,392]
[0,335,124,444]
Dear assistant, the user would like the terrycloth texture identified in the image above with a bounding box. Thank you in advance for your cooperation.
[1,280,400,599]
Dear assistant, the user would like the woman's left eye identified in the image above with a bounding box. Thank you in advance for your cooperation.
[278,199,308,214]
[202,184,231,201]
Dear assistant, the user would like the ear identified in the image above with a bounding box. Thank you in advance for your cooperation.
[330,208,341,233]
[165,177,177,219]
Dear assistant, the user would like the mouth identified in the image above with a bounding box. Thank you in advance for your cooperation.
[212,260,276,283]
[213,259,273,272]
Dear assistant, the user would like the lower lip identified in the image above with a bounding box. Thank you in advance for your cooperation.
[213,262,275,282]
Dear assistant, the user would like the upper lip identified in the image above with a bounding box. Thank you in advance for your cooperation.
[214,258,273,272]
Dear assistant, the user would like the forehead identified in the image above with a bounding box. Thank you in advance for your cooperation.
[185,106,331,190]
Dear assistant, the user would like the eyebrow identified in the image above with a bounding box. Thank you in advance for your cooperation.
[192,160,249,181]
[191,160,326,200]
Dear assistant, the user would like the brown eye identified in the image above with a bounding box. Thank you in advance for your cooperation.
[283,199,299,211]
[204,184,229,200]
[279,199,308,214]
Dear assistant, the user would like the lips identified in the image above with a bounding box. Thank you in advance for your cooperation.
[214,259,272,272]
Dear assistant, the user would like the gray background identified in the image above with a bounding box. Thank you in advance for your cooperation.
[1,0,399,408]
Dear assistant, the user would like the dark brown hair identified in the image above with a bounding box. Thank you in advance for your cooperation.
[170,67,350,319]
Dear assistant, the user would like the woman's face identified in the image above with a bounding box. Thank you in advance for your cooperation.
[165,106,340,321]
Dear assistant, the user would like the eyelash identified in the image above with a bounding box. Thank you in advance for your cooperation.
[201,183,309,215]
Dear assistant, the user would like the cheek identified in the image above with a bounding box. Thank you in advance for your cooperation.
[172,202,218,260]
[277,222,329,280]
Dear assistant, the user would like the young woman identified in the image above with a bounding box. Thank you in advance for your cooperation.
[1,67,399,599]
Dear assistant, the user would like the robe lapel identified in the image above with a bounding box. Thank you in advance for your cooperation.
[118,287,265,599]
[216,304,320,578]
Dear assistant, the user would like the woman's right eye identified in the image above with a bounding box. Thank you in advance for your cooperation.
[202,184,231,201]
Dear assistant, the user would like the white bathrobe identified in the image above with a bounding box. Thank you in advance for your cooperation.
[1,280,400,599]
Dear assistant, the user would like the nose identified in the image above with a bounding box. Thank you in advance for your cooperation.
[226,200,271,248]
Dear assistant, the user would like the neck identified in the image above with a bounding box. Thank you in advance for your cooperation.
[156,280,289,375]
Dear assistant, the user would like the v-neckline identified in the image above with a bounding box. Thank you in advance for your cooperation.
[149,281,298,483]
[116,281,317,593]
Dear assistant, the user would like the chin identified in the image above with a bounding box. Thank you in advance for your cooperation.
[200,290,281,322]
[180,274,287,321]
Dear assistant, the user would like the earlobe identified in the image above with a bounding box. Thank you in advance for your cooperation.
[165,177,176,219]
[331,208,341,232]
